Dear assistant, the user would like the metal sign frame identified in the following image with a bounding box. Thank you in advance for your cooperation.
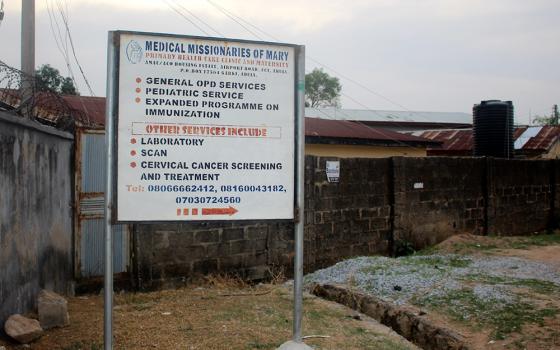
[105,30,306,349]
[107,30,300,223]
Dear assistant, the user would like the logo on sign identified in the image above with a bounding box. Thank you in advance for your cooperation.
[126,40,143,64]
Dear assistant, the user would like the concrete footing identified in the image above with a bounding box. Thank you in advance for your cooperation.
[276,340,314,350]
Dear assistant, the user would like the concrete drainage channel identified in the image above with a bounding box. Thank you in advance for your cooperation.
[310,284,469,350]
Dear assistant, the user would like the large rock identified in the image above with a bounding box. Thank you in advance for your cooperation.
[4,314,43,344]
[38,290,69,329]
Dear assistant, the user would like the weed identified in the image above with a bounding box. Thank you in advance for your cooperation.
[402,255,472,268]
[347,271,357,287]
[510,279,560,294]
[266,265,286,284]
[205,273,249,289]
[246,340,277,349]
[459,274,560,295]
[351,326,368,335]
[417,288,559,340]
[394,239,416,257]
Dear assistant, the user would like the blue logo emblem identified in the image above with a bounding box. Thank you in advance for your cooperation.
[126,40,143,64]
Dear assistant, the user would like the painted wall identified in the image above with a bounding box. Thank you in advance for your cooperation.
[0,112,74,326]
[541,140,560,159]
[305,143,426,158]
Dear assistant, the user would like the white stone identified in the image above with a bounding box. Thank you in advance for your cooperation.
[38,290,69,329]
[4,314,43,344]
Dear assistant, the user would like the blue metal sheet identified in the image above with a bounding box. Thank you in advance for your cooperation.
[80,219,128,277]
[81,133,106,193]
[78,131,129,278]
[80,196,104,216]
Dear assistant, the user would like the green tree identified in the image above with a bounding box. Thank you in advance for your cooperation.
[305,68,341,108]
[532,105,559,126]
[35,64,79,95]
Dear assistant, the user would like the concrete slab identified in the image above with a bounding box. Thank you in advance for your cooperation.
[276,340,314,350]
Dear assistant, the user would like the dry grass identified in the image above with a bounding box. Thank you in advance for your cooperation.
[0,277,416,350]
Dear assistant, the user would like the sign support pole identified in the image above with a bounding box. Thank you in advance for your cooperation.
[104,31,117,350]
[278,44,309,350]
[293,44,305,342]
[293,45,310,347]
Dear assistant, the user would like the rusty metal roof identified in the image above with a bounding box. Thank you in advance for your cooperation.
[522,126,560,150]
[63,95,106,126]
[413,129,473,151]
[305,107,472,124]
[414,126,560,152]
[305,117,440,145]
[62,95,439,145]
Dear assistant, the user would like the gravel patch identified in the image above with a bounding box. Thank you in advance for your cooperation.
[304,254,560,306]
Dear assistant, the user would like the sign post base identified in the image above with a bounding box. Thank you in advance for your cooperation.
[276,340,313,350]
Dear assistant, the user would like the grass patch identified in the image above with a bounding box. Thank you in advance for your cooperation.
[416,288,559,340]
[507,232,560,249]
[459,274,560,295]
[345,326,413,350]
[509,278,560,294]
[245,340,278,349]
[402,255,472,268]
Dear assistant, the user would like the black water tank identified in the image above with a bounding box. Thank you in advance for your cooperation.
[473,100,514,158]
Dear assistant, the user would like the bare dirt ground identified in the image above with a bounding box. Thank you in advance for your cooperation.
[0,277,418,350]
[306,232,560,350]
[429,233,560,349]
[436,233,560,267]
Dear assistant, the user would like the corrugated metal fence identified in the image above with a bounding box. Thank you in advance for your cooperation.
[75,129,129,277]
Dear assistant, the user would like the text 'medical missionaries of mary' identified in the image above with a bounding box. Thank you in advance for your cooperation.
[116,33,295,221]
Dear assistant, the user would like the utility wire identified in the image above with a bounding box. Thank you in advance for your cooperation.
[163,0,212,36]
[309,102,426,152]
[308,94,425,151]
[204,0,464,128]
[46,0,77,84]
[172,0,224,37]
[45,0,103,124]
[54,0,95,96]
[203,1,416,126]
[205,0,264,40]
[45,0,93,120]
[165,2,428,151]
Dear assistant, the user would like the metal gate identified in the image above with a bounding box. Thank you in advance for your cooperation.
[75,128,129,278]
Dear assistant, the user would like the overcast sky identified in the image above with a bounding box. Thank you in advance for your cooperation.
[1,0,559,124]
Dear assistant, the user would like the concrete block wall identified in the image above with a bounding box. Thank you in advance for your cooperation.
[133,156,393,289]
[487,159,553,235]
[307,157,392,270]
[133,221,294,289]
[132,155,560,289]
[392,157,487,250]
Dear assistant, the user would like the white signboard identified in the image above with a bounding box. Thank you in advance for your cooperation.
[114,32,296,221]
[326,161,340,183]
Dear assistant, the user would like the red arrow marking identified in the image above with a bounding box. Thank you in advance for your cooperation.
[202,206,238,216]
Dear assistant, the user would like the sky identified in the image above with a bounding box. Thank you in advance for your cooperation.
[1,0,559,125]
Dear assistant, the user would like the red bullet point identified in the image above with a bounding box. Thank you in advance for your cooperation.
[135,87,141,93]
[131,138,137,144]
[136,77,141,83]
[130,162,137,168]
[130,150,137,156]
[135,97,141,103]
